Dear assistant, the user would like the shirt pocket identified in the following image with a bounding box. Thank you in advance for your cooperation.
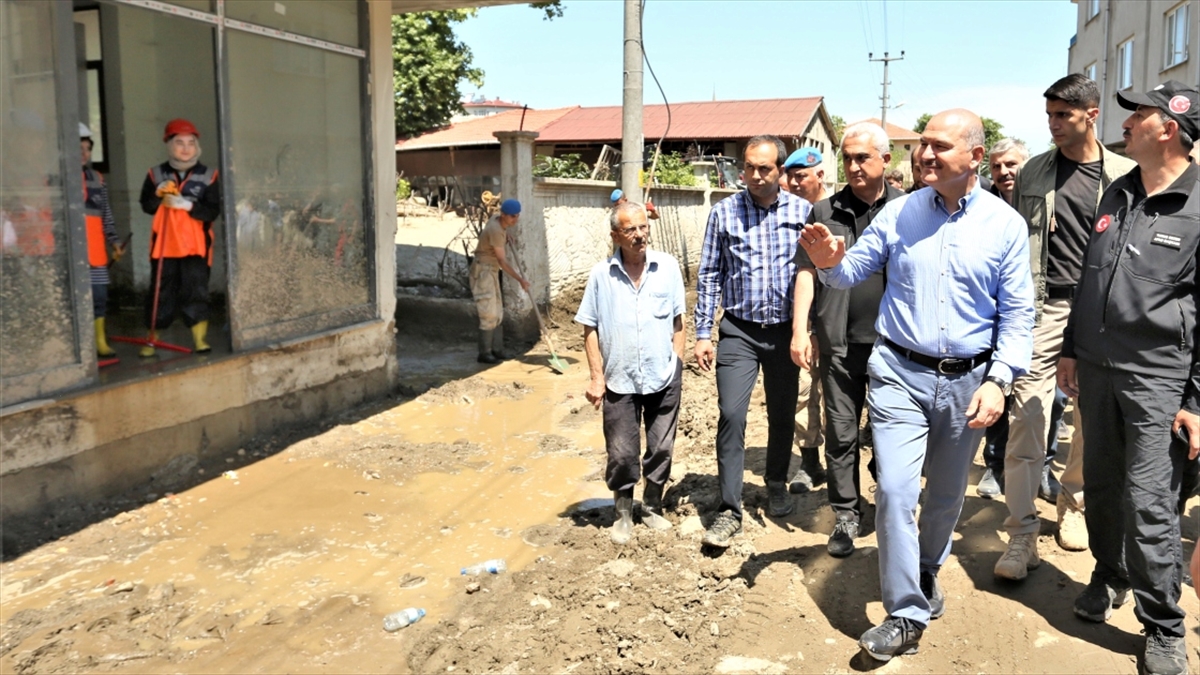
[650,291,674,319]
[1121,227,1193,286]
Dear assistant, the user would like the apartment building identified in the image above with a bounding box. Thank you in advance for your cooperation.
[1068,0,1199,150]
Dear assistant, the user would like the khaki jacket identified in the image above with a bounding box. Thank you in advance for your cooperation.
[1011,141,1135,322]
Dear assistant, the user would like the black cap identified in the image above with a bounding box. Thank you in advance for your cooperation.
[1117,79,1199,140]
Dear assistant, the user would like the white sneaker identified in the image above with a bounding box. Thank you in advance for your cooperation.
[994,532,1041,580]
[1056,495,1089,552]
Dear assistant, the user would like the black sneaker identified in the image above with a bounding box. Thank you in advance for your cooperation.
[702,512,741,548]
[477,352,499,364]
[827,517,859,558]
[767,481,793,517]
[1143,629,1188,675]
[920,570,945,619]
[1074,576,1130,623]
[800,447,826,486]
[859,616,923,662]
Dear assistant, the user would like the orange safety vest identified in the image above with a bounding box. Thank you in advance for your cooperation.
[148,164,218,265]
[82,167,108,266]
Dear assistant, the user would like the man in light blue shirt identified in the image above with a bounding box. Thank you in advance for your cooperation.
[576,201,686,545]
[801,109,1035,662]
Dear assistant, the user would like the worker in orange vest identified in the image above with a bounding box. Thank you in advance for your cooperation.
[80,123,125,357]
[137,118,221,357]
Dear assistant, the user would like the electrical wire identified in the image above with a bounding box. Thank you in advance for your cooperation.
[639,0,671,200]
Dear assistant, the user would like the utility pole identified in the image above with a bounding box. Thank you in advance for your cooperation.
[869,51,904,128]
[621,0,643,200]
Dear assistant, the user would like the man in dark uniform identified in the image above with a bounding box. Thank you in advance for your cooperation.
[1058,80,1200,675]
[794,122,903,558]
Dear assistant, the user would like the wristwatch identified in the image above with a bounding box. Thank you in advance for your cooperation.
[984,375,1013,397]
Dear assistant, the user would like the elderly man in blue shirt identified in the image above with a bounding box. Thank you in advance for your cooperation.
[694,135,812,547]
[576,201,686,545]
[800,109,1035,662]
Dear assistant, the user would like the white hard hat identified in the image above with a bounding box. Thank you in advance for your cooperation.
[79,122,92,138]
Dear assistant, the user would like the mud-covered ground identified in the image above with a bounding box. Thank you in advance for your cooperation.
[2,309,1198,675]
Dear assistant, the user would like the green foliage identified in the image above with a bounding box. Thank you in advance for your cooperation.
[533,153,590,179]
[396,176,412,201]
[830,114,847,184]
[391,4,563,138]
[652,152,696,187]
[392,12,483,138]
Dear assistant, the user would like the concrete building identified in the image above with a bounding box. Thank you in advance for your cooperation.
[0,0,519,525]
[1068,0,1200,150]
[450,95,525,123]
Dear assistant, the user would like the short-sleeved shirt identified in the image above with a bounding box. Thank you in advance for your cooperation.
[575,249,686,395]
[474,216,506,266]
[1047,153,1103,287]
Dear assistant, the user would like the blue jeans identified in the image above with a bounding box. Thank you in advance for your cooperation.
[868,341,987,626]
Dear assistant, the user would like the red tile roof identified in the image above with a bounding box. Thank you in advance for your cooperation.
[397,97,828,150]
[538,97,825,142]
[396,106,579,150]
[854,117,921,141]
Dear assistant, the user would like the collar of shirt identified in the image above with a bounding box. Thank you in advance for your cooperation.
[742,187,784,212]
[930,179,983,219]
[608,249,659,284]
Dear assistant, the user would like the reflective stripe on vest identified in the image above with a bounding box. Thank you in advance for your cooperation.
[83,168,107,266]
[148,164,218,264]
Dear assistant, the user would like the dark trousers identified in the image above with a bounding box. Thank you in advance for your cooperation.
[145,256,210,330]
[715,316,799,520]
[819,342,873,519]
[603,359,683,493]
[91,282,107,318]
[981,388,1065,473]
[1077,360,1188,637]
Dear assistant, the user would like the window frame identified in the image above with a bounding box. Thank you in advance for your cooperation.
[1084,62,1098,82]
[1117,37,1134,90]
[1164,2,1190,70]
[1087,0,1100,21]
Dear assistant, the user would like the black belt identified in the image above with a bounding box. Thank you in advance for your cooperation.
[884,338,993,375]
[1047,285,1075,300]
[726,314,789,330]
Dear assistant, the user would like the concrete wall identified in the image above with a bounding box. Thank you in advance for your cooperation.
[532,178,736,298]
[1069,0,1200,148]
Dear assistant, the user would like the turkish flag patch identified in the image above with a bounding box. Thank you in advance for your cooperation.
[1095,214,1112,233]
[1169,95,1191,114]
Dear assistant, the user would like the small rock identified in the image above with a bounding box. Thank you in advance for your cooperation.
[710,622,720,636]
[106,581,135,595]
[512,381,525,389]
[363,470,381,480]
[530,595,551,609]
[237,448,246,456]
[398,574,426,589]
[462,395,474,405]
[465,582,481,594]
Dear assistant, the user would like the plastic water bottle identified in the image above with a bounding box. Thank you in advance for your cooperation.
[382,607,425,632]
[460,559,507,576]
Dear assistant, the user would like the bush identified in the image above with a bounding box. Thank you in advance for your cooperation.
[533,153,590,179]
[396,176,412,201]
[651,152,696,187]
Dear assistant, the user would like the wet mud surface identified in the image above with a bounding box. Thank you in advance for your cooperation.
[2,319,1198,674]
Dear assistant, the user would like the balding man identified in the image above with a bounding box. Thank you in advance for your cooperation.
[801,109,1034,662]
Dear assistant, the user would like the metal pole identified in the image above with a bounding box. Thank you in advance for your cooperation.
[621,0,643,200]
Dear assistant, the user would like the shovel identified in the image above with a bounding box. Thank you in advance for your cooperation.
[509,255,568,374]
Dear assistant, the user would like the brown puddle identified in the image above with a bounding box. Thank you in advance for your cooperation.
[1,357,612,673]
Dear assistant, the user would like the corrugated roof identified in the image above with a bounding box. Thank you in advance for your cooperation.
[396,107,580,151]
[854,117,921,141]
[538,97,825,142]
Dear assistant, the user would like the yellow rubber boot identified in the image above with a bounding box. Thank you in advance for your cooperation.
[95,318,116,357]
[139,331,157,358]
[191,320,211,353]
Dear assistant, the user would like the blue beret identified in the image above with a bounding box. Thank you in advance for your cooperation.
[783,147,823,170]
[610,189,623,203]
[500,199,521,215]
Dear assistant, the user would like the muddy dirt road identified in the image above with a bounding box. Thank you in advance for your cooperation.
[2,327,1198,674]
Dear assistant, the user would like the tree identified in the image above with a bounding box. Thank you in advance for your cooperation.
[392,11,483,138]
[392,3,564,138]
[830,114,846,184]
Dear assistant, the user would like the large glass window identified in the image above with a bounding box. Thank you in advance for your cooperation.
[1117,38,1134,90]
[226,30,371,347]
[1,0,84,403]
[1165,3,1190,70]
[225,0,359,48]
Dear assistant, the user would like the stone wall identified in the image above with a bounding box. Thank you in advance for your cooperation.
[533,178,735,298]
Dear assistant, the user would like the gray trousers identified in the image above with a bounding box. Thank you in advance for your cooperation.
[819,342,873,518]
[868,341,986,627]
[1077,360,1188,637]
[603,358,683,493]
[715,316,799,520]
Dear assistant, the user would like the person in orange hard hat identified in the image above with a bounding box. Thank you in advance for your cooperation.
[137,118,221,357]
[80,123,125,358]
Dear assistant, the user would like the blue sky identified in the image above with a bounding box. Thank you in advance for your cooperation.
[455,0,1081,151]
